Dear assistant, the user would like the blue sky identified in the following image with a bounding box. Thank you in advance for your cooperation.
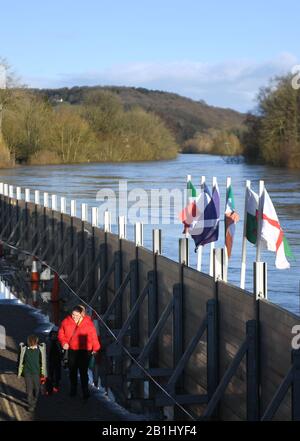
[1,0,300,111]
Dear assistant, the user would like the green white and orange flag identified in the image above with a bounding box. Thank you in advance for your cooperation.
[260,188,293,269]
[225,185,240,258]
[181,179,197,234]
[245,187,259,244]
[187,180,197,201]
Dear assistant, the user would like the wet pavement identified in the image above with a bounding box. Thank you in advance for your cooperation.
[0,301,145,421]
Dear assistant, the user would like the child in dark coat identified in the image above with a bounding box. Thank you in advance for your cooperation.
[46,328,62,394]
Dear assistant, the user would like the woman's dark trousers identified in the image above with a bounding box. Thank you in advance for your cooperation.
[68,349,91,397]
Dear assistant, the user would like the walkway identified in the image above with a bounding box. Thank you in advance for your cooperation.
[0,301,142,421]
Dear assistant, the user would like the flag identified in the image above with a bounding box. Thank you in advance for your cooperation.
[245,187,259,244]
[180,179,197,234]
[225,184,240,258]
[179,200,197,234]
[187,180,197,200]
[260,188,293,269]
[188,182,220,249]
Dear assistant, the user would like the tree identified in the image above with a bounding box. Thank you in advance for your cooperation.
[82,90,123,134]
[45,105,97,163]
[244,75,300,168]
[3,91,52,162]
[0,58,21,140]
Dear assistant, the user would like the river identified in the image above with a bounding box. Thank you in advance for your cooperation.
[0,154,299,315]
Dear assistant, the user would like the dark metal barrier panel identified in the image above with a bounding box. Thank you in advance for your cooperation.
[259,300,299,420]
[182,267,215,418]
[136,247,153,349]
[217,282,254,420]
[156,255,179,371]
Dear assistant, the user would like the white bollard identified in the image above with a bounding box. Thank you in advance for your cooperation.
[4,184,8,196]
[43,192,49,208]
[92,207,98,227]
[25,188,30,202]
[16,187,22,200]
[71,200,77,217]
[179,238,189,266]
[9,185,14,198]
[253,261,268,300]
[153,229,162,255]
[0,183,3,195]
[35,190,40,205]
[104,211,111,233]
[213,248,227,282]
[118,216,126,239]
[81,203,88,222]
[60,197,67,214]
[51,194,57,211]
[135,222,144,246]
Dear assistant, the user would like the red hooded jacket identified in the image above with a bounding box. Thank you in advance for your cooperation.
[58,315,101,351]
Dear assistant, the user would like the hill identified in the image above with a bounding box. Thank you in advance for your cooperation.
[34,86,246,144]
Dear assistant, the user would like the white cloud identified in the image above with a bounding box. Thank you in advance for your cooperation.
[26,53,299,112]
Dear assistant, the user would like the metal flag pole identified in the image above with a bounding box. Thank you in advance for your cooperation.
[224,176,231,281]
[197,175,205,271]
[240,180,251,289]
[209,176,217,276]
[256,180,265,262]
[185,174,192,240]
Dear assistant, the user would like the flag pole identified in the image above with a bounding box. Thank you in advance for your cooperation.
[197,175,205,271]
[209,176,217,276]
[224,176,231,279]
[184,174,192,270]
[240,180,251,289]
[256,180,265,262]
[185,174,192,239]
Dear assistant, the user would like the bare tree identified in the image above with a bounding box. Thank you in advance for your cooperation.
[0,58,20,140]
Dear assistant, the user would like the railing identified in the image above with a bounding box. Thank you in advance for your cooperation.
[0,183,299,421]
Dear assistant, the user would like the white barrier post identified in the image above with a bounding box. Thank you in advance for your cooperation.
[104,211,111,233]
[253,261,267,300]
[9,185,14,198]
[81,203,88,222]
[153,229,162,255]
[16,187,22,200]
[135,222,144,247]
[118,216,126,239]
[92,207,98,227]
[51,194,57,211]
[43,192,49,208]
[213,248,227,282]
[34,190,40,205]
[25,189,31,203]
[71,200,77,217]
[179,238,189,266]
[60,197,67,214]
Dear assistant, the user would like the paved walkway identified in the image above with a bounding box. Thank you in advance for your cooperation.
[0,301,142,421]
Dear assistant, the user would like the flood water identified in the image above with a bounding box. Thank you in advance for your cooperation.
[1,154,299,315]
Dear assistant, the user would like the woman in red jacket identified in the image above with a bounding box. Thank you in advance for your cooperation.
[58,305,101,399]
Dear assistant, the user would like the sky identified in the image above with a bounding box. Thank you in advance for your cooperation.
[1,0,300,111]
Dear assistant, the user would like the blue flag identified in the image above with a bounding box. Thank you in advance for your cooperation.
[189,182,220,249]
